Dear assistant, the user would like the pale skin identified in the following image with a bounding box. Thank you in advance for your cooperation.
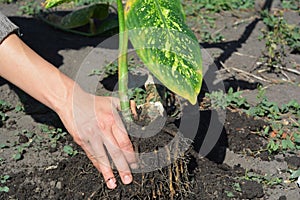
[0,33,137,189]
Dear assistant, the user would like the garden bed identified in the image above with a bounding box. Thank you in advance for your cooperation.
[0,0,300,199]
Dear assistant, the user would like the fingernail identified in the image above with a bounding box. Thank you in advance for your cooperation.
[123,175,132,184]
[107,178,117,189]
[130,163,138,169]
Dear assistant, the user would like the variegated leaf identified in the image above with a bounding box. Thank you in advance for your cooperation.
[44,0,115,9]
[125,0,202,105]
[44,0,73,8]
[60,4,109,29]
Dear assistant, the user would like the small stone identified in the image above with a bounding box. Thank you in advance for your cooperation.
[278,196,287,200]
[19,134,29,144]
[56,181,62,190]
[282,119,289,126]
[50,180,56,187]
[285,156,300,170]
[35,187,40,193]
[241,180,264,199]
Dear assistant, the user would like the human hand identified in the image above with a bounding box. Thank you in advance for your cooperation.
[57,87,137,189]
[0,33,136,189]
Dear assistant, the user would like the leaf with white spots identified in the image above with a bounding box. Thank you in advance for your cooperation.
[125,0,202,104]
[44,0,115,8]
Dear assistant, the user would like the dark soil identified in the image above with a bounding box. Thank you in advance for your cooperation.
[1,110,268,200]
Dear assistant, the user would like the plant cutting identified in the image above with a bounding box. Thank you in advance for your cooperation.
[43,1,203,197]
[44,0,203,117]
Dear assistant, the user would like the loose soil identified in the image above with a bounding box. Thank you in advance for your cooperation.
[1,0,300,199]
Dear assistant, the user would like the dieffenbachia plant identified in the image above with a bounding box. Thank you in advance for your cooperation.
[124,0,202,105]
[44,0,202,108]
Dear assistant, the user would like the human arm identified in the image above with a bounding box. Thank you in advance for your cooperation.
[0,31,136,189]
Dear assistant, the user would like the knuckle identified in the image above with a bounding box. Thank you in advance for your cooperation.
[109,148,122,158]
[119,140,133,151]
[92,153,107,161]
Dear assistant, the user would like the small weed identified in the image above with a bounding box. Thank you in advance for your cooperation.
[12,146,25,161]
[0,100,12,112]
[0,175,10,193]
[18,0,41,16]
[289,168,300,180]
[281,0,300,11]
[200,30,225,43]
[128,87,147,106]
[14,102,25,112]
[224,182,241,198]
[0,0,15,4]
[0,144,9,149]
[204,87,300,153]
[103,61,118,77]
[246,88,281,120]
[232,182,242,192]
[41,125,67,149]
[89,57,138,77]
[0,100,11,125]
[191,0,255,13]
[0,175,9,184]
[11,129,37,161]
[225,190,235,198]
[259,10,300,70]
[246,88,300,153]
[243,171,282,186]
[63,145,78,156]
[204,87,249,109]
[0,186,9,193]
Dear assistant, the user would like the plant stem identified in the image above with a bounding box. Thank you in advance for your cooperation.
[117,0,130,118]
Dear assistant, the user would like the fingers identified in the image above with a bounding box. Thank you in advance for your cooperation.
[102,129,134,186]
[78,123,135,189]
[83,147,117,189]
[111,123,137,168]
[109,97,137,167]
[71,96,137,189]
[76,130,117,189]
[88,136,119,189]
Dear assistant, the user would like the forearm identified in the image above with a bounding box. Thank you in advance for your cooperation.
[0,34,77,113]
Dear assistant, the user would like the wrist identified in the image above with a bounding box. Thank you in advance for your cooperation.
[46,71,81,115]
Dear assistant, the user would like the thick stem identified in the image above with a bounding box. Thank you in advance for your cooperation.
[117,0,130,113]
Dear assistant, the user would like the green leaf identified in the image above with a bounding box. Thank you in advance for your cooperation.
[286,139,295,149]
[290,169,300,179]
[0,144,8,149]
[44,0,73,8]
[282,140,288,150]
[44,0,115,9]
[40,3,117,36]
[63,145,73,154]
[60,4,109,29]
[0,186,9,193]
[294,133,300,144]
[125,0,202,104]
[225,190,235,198]
[63,145,78,156]
[1,175,9,183]
[13,153,22,161]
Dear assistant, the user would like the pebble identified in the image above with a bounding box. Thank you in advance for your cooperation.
[50,180,56,188]
[56,181,62,190]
